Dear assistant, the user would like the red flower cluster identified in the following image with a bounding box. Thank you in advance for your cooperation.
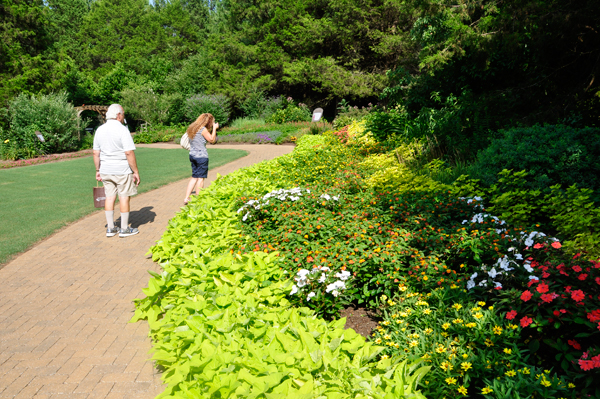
[578,353,600,371]
[506,310,517,320]
[520,316,533,327]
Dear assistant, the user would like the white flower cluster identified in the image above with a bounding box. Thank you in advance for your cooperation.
[459,196,484,210]
[290,266,351,300]
[237,187,308,221]
[460,197,559,291]
[236,188,340,222]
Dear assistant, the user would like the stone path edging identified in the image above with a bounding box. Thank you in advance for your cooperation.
[0,144,294,399]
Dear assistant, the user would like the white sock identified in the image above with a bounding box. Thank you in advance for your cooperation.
[105,211,114,229]
[120,212,129,230]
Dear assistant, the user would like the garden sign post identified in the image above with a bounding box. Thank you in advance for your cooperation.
[312,108,323,122]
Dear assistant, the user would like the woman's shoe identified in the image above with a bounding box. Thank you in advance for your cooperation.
[184,197,190,205]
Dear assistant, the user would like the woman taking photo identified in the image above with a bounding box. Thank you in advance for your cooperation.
[184,113,218,205]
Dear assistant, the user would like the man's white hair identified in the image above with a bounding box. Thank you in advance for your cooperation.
[106,104,124,120]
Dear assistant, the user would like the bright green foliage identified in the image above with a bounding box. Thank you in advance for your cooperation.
[120,88,180,125]
[266,104,311,124]
[132,124,186,144]
[542,185,600,259]
[1,92,84,158]
[133,151,431,398]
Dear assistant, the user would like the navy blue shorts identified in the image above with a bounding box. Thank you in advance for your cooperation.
[190,156,209,178]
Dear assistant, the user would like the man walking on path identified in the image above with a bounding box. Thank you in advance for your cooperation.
[93,104,141,238]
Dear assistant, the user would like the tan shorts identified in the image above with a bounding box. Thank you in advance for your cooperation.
[101,174,137,197]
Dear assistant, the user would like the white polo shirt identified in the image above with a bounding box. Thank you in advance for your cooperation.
[93,119,136,175]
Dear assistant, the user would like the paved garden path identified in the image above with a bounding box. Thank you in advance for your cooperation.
[0,144,294,399]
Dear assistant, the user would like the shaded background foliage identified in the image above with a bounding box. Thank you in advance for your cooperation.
[0,0,599,155]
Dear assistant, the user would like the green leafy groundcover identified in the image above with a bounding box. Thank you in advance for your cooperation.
[132,146,430,398]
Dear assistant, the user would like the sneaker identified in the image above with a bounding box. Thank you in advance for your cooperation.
[106,227,119,237]
[119,226,139,238]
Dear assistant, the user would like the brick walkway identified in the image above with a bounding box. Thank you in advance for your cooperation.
[0,144,294,398]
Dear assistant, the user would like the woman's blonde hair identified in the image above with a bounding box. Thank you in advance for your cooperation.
[187,113,215,140]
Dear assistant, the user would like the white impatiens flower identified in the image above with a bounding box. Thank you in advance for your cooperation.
[494,282,502,289]
[523,261,534,273]
[320,194,331,200]
[318,274,327,283]
[332,290,340,297]
[297,269,311,278]
[326,280,346,293]
[307,292,316,301]
[467,280,475,290]
[290,285,299,295]
[335,270,351,281]
[488,267,498,279]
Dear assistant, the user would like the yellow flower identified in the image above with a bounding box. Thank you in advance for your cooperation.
[440,361,453,371]
[462,354,469,359]
[452,303,463,310]
[3,139,9,143]
[489,306,494,310]
[503,348,512,354]
[399,285,408,291]
[465,322,476,328]
[493,326,503,335]
[391,314,398,319]
[568,383,576,388]
[441,332,449,337]
[461,362,472,371]
[482,387,493,394]
[375,338,382,344]
[423,309,432,315]
[424,328,433,334]
[540,379,552,387]
[477,301,486,306]
[384,334,391,340]
[382,321,390,326]
[457,385,468,396]
[445,377,457,385]
[380,355,389,360]
[388,300,396,306]
[484,339,494,347]
[435,345,446,353]
[452,318,464,324]
[409,340,418,347]
[399,312,408,317]
[521,367,531,375]
[473,312,483,319]
[505,370,517,377]
[442,323,451,330]
[544,369,550,374]
[396,319,404,324]
[423,276,428,281]
[471,307,481,312]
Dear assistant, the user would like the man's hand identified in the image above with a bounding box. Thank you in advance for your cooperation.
[96,171,102,181]
[133,172,140,186]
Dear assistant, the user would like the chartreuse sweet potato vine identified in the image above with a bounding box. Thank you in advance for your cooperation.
[132,137,430,398]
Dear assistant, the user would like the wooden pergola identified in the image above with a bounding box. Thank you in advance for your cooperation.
[75,105,109,123]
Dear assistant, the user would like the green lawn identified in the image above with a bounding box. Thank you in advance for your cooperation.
[0,147,248,266]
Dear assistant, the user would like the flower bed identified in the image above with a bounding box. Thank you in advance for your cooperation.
[135,130,600,398]
[0,149,93,169]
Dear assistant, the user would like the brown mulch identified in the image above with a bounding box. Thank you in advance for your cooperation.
[339,305,381,338]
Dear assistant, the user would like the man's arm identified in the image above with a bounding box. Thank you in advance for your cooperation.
[93,150,102,181]
[125,150,140,186]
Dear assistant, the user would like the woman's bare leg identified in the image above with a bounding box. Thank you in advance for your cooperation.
[184,178,198,203]
[193,177,205,194]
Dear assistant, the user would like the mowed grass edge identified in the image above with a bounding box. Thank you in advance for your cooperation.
[0,147,248,266]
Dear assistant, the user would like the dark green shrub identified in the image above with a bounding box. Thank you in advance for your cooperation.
[2,92,83,158]
[185,94,231,125]
[470,125,600,192]
[239,91,286,119]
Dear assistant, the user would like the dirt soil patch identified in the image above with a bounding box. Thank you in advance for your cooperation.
[339,305,381,338]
